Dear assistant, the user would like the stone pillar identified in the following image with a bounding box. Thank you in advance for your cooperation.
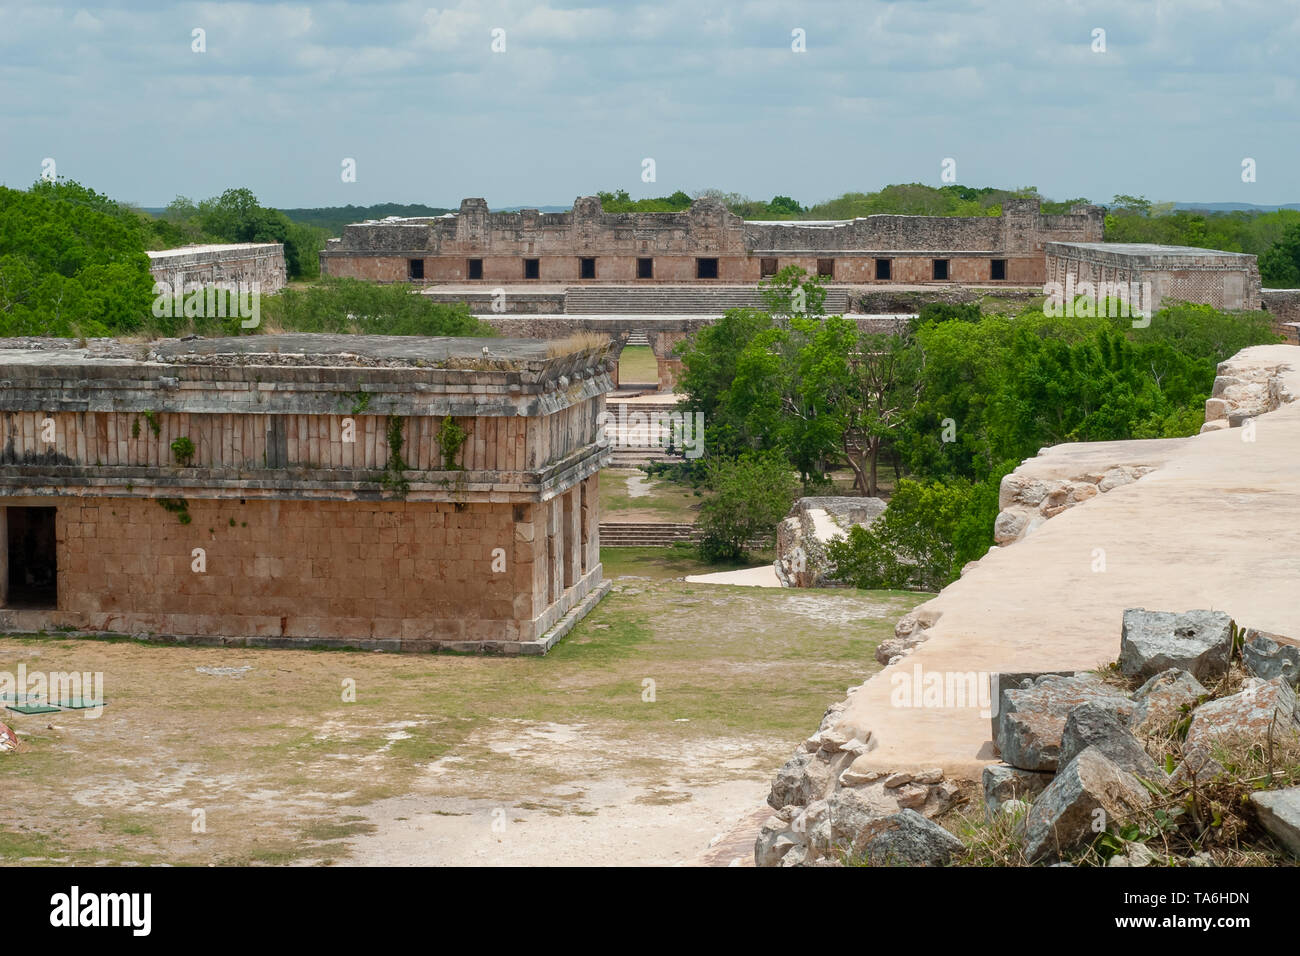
[547,497,562,606]
[564,488,581,589]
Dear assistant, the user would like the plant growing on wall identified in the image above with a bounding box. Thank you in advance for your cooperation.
[170,436,195,466]
[437,415,468,470]
[142,410,161,437]
[157,497,191,524]
[380,414,410,497]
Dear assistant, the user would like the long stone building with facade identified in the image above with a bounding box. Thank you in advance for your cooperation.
[0,335,612,654]
[320,196,1104,287]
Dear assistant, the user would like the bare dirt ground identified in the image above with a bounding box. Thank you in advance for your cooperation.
[0,551,919,866]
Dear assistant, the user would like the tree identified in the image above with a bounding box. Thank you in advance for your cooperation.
[1260,222,1300,287]
[696,454,798,562]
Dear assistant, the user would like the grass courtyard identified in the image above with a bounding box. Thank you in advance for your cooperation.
[0,547,922,866]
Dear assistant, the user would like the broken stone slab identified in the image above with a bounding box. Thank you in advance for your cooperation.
[982,764,1052,818]
[1242,629,1300,686]
[988,670,1078,744]
[1250,787,1300,858]
[1058,701,1162,779]
[1131,668,1208,736]
[1119,608,1234,682]
[1185,677,1300,751]
[1021,746,1153,864]
[996,674,1134,772]
[861,809,964,866]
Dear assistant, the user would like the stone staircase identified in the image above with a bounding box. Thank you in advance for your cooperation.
[599,521,699,547]
[566,286,851,314]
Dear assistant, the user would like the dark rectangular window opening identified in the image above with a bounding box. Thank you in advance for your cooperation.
[760,257,778,277]
[407,258,424,280]
[696,257,719,279]
[524,258,540,280]
[875,258,892,280]
[817,258,834,278]
[579,257,596,280]
[636,257,654,279]
[467,258,483,280]
[932,259,950,281]
[4,507,58,609]
[990,258,1007,281]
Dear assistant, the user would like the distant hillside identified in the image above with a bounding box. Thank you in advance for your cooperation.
[1173,202,1300,213]
[279,203,455,236]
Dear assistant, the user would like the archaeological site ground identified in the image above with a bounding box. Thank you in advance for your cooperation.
[2,0,1297,938]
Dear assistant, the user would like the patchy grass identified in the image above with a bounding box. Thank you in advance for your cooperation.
[598,543,771,580]
[617,345,659,384]
[599,468,702,524]
[0,548,920,866]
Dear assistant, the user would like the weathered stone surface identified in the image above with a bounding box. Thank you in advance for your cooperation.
[894,782,929,810]
[1242,629,1300,686]
[989,670,1077,743]
[982,764,1052,817]
[1058,701,1161,778]
[824,787,899,857]
[1131,668,1208,736]
[862,810,964,866]
[1021,747,1153,863]
[1119,609,1233,682]
[1250,788,1300,858]
[755,815,798,867]
[1106,843,1158,867]
[997,674,1134,772]
[767,748,845,810]
[1185,677,1300,750]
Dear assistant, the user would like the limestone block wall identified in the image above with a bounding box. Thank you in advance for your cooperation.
[1200,350,1299,433]
[1045,242,1262,312]
[1260,289,1300,343]
[321,196,1101,286]
[0,335,614,653]
[4,481,600,650]
[147,243,287,294]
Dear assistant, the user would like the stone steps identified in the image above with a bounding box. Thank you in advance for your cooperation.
[599,521,699,546]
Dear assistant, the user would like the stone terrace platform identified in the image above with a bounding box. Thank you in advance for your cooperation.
[827,343,1300,780]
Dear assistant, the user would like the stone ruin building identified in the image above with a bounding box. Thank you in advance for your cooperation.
[1045,241,1263,314]
[148,242,287,295]
[0,334,612,654]
[320,195,1104,287]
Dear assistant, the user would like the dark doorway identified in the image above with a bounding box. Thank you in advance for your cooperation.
[524,258,540,280]
[817,258,834,278]
[636,257,653,279]
[5,507,57,609]
[932,259,950,281]
[990,258,1007,281]
[467,258,483,280]
[875,258,892,280]
[760,257,778,277]
[579,257,596,279]
[696,257,719,279]
[408,258,425,280]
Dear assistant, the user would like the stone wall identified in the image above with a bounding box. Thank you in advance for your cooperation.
[0,334,613,653]
[1260,289,1300,343]
[1045,242,1262,313]
[321,196,1103,286]
[147,243,287,294]
[12,488,598,650]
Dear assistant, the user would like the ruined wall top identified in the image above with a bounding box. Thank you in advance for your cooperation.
[328,195,1104,256]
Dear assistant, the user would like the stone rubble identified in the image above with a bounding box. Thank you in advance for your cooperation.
[759,605,1300,866]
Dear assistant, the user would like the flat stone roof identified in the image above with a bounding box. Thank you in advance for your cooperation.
[152,334,552,366]
[147,243,284,258]
[1048,241,1255,259]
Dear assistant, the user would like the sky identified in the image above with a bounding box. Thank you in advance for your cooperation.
[2,0,1298,210]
